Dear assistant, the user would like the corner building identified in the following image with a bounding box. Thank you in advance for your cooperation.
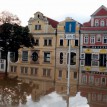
[79,5,107,107]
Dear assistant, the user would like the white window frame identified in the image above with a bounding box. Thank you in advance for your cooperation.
[95,78,100,86]
[90,36,95,44]
[84,36,89,44]
[101,77,106,86]
[80,60,85,66]
[89,75,94,84]
[92,53,99,60]
[82,75,87,84]
[91,60,99,66]
[80,53,85,59]
[44,52,50,62]
[103,35,107,44]
[96,34,101,42]
[100,20,105,26]
[95,19,99,26]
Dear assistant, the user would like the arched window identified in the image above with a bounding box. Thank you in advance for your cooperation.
[95,19,99,26]
[60,52,63,64]
[100,20,105,26]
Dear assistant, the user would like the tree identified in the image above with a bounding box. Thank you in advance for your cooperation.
[0,11,21,25]
[0,23,35,78]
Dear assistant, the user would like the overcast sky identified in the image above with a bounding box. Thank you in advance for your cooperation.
[0,0,107,26]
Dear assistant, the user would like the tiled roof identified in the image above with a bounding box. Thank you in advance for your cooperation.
[81,27,107,31]
[83,20,91,27]
[47,17,59,28]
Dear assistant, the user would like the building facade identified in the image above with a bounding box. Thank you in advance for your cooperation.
[9,12,58,94]
[79,6,107,106]
[55,17,81,95]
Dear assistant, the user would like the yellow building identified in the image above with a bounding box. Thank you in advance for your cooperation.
[55,17,81,95]
[9,12,58,94]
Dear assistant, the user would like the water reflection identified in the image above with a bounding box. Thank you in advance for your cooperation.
[0,79,32,107]
[0,77,107,107]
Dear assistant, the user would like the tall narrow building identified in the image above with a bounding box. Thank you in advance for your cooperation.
[55,17,81,95]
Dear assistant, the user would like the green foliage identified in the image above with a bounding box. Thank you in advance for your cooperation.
[0,23,35,52]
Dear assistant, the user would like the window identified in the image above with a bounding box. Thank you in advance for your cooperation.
[84,36,89,44]
[75,40,78,46]
[99,54,106,67]
[1,63,4,69]
[95,78,100,86]
[96,34,101,42]
[58,70,62,78]
[35,39,39,46]
[100,20,105,26]
[22,51,28,61]
[103,36,107,44]
[44,52,50,62]
[10,52,15,62]
[95,19,99,26]
[92,93,96,101]
[98,94,102,101]
[89,75,94,84]
[74,72,77,79]
[35,25,41,30]
[80,60,85,66]
[20,67,28,74]
[43,69,51,77]
[101,77,106,86]
[67,52,76,65]
[92,54,99,60]
[60,39,63,46]
[31,67,38,75]
[80,53,85,59]
[44,39,52,46]
[91,60,99,66]
[90,36,95,44]
[85,54,91,66]
[10,66,17,73]
[25,67,28,74]
[82,75,87,84]
[60,52,63,64]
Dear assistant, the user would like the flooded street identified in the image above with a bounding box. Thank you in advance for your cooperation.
[0,78,107,107]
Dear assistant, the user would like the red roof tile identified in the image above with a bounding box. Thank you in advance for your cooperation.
[83,20,91,27]
[47,17,59,28]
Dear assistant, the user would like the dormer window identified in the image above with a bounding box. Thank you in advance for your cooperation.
[100,20,105,26]
[95,19,99,26]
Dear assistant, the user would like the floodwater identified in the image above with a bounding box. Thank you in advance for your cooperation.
[0,78,107,107]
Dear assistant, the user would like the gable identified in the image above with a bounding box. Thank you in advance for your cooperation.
[91,5,107,16]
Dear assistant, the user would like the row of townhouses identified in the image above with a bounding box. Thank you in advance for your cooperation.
[1,5,107,97]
